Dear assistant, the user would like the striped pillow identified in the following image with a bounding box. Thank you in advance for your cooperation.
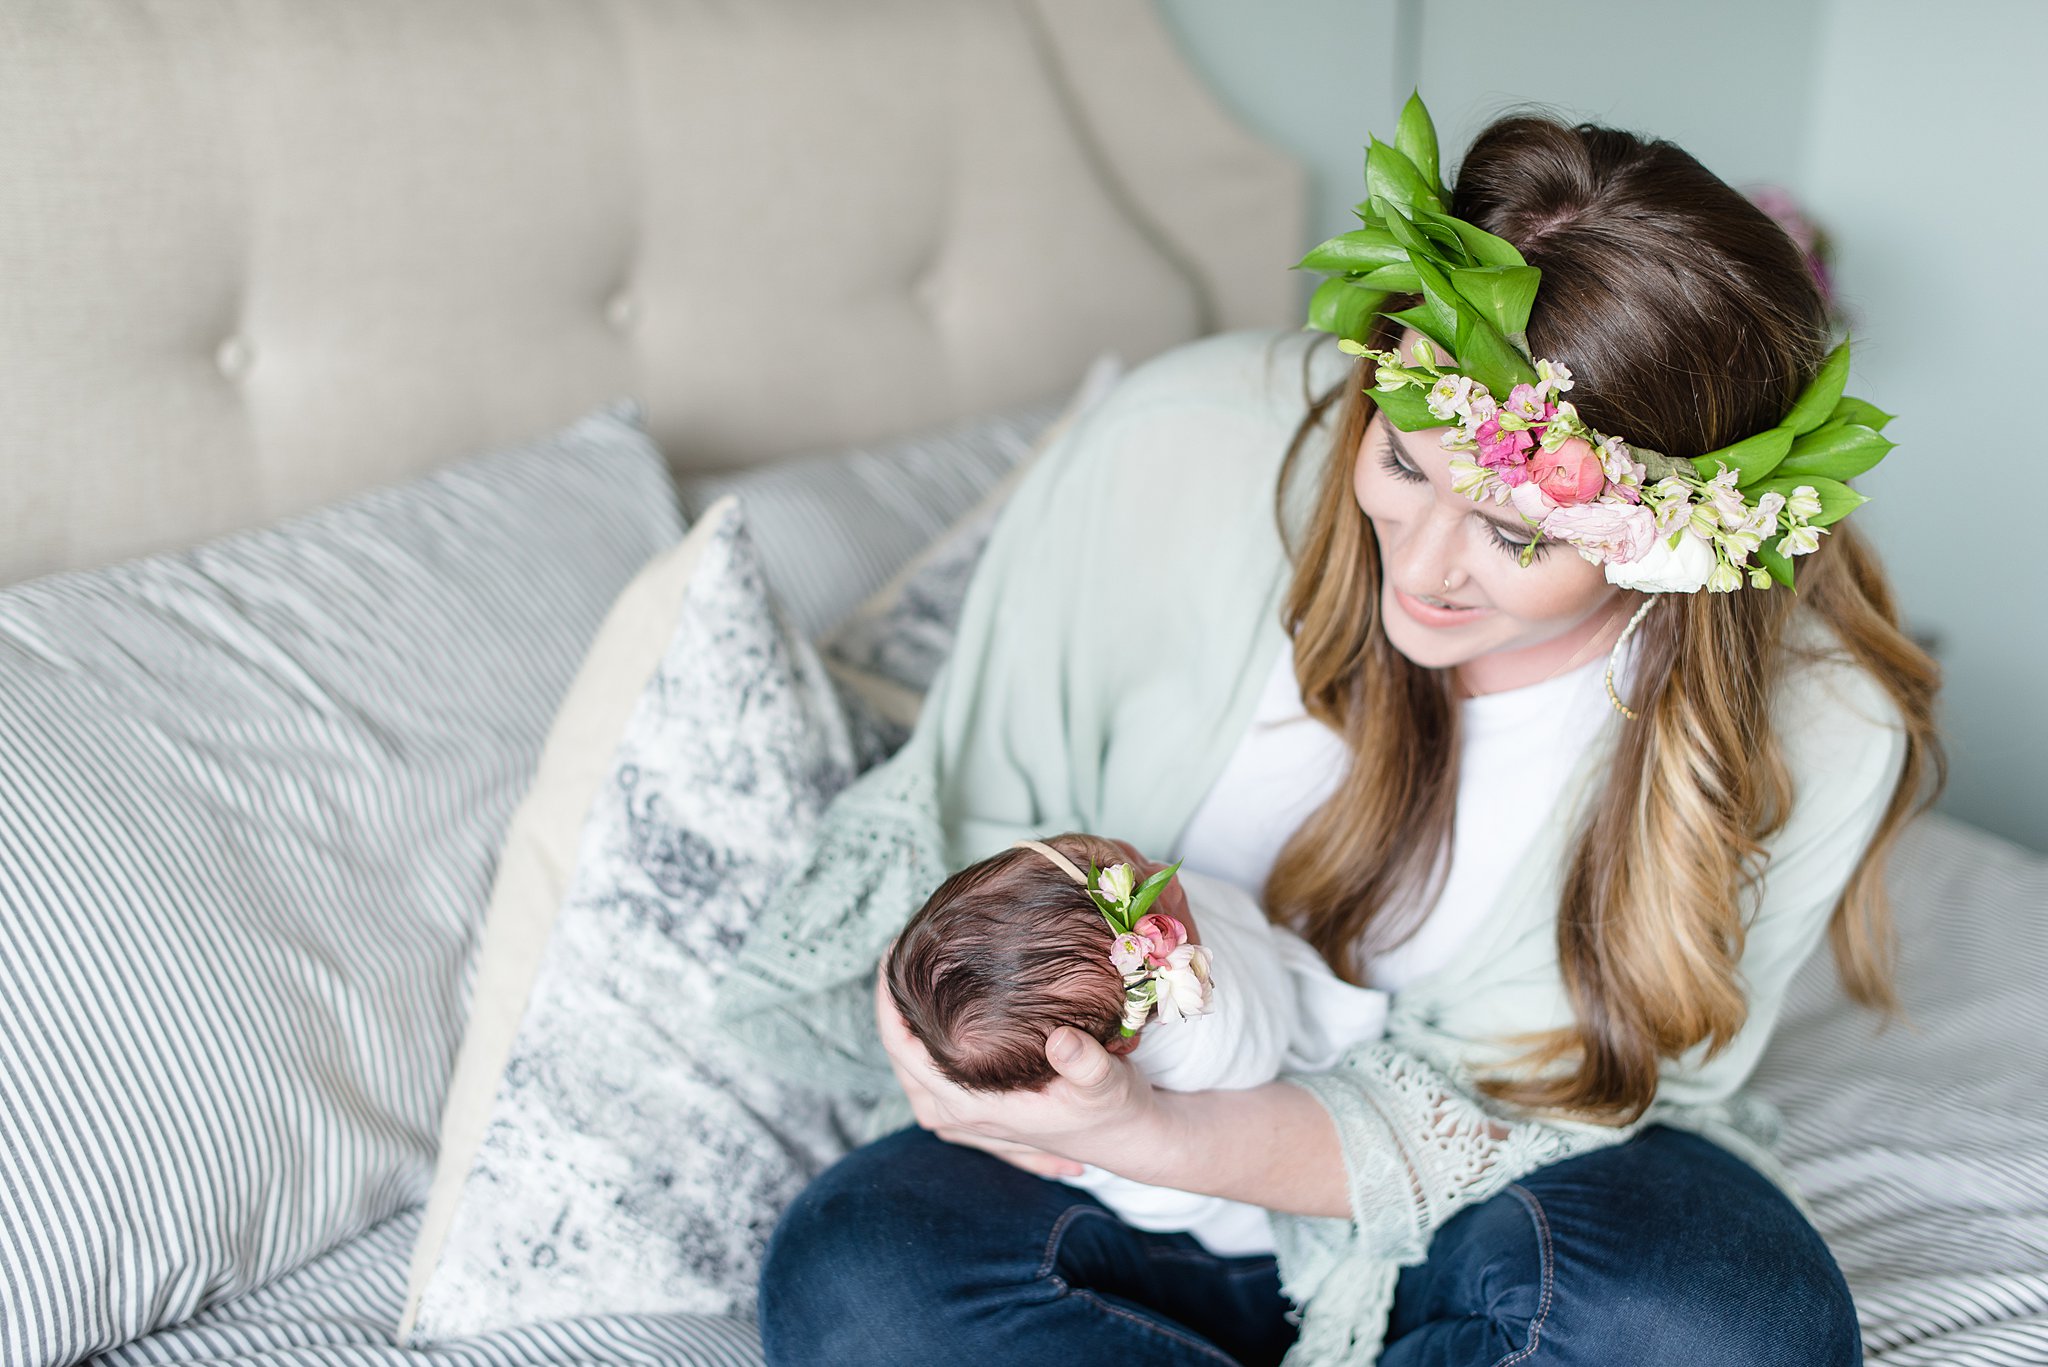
[0,401,683,1367]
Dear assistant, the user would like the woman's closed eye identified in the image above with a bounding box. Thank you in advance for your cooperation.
[1485,520,1547,559]
[1380,445,1549,560]
[1378,447,1426,486]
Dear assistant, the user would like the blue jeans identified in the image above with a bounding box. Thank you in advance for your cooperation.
[758,1122,1862,1366]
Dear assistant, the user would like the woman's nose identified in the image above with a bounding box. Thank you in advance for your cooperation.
[1384,506,1466,592]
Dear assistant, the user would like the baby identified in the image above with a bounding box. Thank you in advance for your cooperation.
[885,830,1389,1257]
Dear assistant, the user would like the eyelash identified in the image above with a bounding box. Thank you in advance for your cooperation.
[1377,446,1550,560]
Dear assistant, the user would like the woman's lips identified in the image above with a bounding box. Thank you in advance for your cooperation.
[1393,588,1493,628]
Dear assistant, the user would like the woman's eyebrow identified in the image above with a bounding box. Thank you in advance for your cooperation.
[1385,424,1536,534]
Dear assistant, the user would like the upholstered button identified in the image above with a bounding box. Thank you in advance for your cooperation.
[214,334,254,379]
[605,291,637,329]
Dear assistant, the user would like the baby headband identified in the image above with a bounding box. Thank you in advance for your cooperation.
[1011,840,1214,1037]
[1296,91,1896,599]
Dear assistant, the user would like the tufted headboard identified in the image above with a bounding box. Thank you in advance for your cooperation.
[0,0,1303,586]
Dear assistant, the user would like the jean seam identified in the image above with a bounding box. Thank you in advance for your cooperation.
[1034,1204,1245,1366]
[1489,1184,1555,1367]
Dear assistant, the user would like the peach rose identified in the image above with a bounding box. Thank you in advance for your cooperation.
[1134,912,1186,966]
[1526,436,1606,506]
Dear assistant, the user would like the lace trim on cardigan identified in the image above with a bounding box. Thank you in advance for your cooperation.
[1270,1043,1652,1366]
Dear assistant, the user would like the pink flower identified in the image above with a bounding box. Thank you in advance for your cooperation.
[1474,417,1533,469]
[1505,384,1549,422]
[1524,436,1606,507]
[1539,501,1658,565]
[1497,463,1531,488]
[1109,932,1149,976]
[1133,913,1186,967]
[1508,481,1557,523]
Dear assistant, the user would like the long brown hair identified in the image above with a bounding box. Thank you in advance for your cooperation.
[1268,115,1945,1124]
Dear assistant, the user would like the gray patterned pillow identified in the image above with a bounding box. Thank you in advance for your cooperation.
[406,497,859,1342]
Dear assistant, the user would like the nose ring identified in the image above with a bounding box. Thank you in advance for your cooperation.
[1442,576,1452,592]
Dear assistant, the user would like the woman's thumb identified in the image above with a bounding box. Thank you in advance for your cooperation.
[1047,1028,1112,1087]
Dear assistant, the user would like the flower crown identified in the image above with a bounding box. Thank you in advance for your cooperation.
[1297,92,1896,595]
[1011,840,1214,1037]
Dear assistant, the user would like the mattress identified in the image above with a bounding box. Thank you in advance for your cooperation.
[96,812,2047,1366]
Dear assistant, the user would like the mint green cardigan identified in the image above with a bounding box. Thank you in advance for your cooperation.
[710,328,1909,1365]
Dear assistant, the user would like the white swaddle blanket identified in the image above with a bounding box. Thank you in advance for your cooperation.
[1060,869,1389,1256]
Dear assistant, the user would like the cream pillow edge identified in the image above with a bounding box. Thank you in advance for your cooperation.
[396,495,736,1337]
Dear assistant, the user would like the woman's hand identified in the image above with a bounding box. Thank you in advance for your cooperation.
[873,949,1169,1182]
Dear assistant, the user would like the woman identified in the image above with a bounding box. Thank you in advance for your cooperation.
[709,102,1941,1366]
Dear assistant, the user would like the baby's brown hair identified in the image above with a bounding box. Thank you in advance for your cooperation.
[886,832,1135,1092]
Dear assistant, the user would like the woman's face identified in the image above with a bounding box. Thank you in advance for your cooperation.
[1351,346,1630,692]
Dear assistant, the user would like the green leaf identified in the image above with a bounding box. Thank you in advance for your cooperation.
[1453,310,1538,396]
[1408,254,1465,348]
[1777,423,1895,480]
[1351,262,1424,293]
[1412,215,1465,254]
[1753,537,1797,589]
[1307,277,1388,343]
[1127,861,1182,922]
[1394,90,1441,197]
[1692,427,1793,484]
[1377,199,1433,254]
[1386,304,1455,360]
[1749,474,1867,527]
[1782,341,1851,436]
[1827,395,1895,432]
[1373,381,1439,431]
[1438,214,1527,270]
[1294,228,1407,274]
[1449,265,1541,338]
[1365,137,1444,216]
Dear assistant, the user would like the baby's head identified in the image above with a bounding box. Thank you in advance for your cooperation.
[886,832,1145,1093]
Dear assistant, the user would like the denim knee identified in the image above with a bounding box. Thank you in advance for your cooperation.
[1523,1129,1863,1366]
[758,1134,930,1337]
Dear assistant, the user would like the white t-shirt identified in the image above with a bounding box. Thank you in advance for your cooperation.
[1070,638,1629,1254]
[1059,869,1388,1255]
[1174,637,1621,992]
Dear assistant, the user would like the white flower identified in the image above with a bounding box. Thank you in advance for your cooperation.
[1536,358,1575,394]
[1720,526,1762,560]
[1152,944,1215,1023]
[1778,524,1826,556]
[1426,373,1475,421]
[1448,458,1496,499]
[1598,435,1645,489]
[1785,485,1823,522]
[1093,862,1135,908]
[1749,565,1774,589]
[1537,401,1583,452]
[1706,558,1744,593]
[1702,468,1747,527]
[1466,392,1499,427]
[1645,477,1694,532]
[1604,529,1718,593]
